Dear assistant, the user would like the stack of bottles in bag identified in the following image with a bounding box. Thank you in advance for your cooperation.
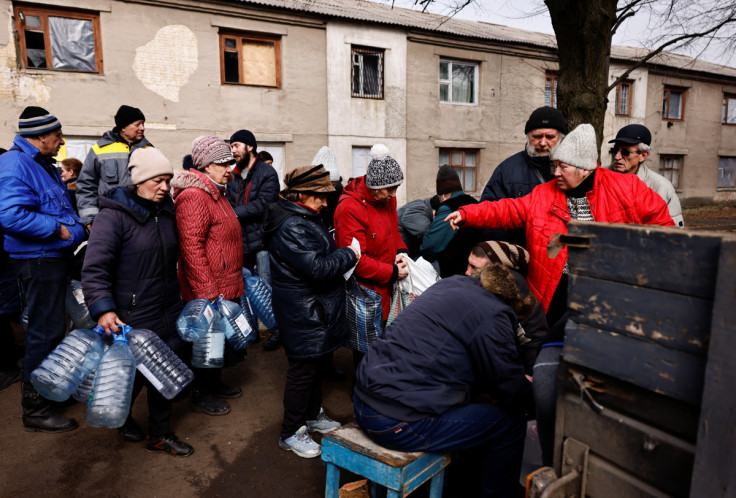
[176,295,258,368]
[31,324,194,428]
[242,268,277,329]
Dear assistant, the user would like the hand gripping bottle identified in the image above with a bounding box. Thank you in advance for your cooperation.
[244,275,277,329]
[217,296,257,350]
[126,327,194,400]
[72,329,113,403]
[86,326,137,428]
[30,325,106,402]
[176,298,216,342]
[65,279,98,330]
[191,308,225,369]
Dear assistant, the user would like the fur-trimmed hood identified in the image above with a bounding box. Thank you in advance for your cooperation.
[171,168,223,201]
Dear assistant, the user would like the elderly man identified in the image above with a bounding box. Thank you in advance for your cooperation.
[0,107,85,432]
[609,124,684,227]
[77,105,152,227]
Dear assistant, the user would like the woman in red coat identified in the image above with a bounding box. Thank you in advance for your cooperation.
[171,136,244,417]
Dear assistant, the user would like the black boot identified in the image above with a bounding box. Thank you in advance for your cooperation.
[262,328,281,351]
[22,383,78,433]
[192,388,231,416]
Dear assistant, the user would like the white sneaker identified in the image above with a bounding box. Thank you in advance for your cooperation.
[306,408,341,434]
[278,425,321,458]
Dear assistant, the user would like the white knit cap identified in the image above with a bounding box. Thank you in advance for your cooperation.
[311,146,340,182]
[551,123,598,171]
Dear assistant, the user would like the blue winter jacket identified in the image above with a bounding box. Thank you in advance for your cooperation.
[0,135,85,258]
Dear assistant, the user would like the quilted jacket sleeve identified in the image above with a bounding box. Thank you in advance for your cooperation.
[634,179,676,227]
[0,176,59,240]
[459,196,530,231]
[82,209,123,319]
[175,188,219,300]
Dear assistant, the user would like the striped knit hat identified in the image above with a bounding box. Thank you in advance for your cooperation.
[477,241,530,276]
[18,106,61,137]
[191,136,235,170]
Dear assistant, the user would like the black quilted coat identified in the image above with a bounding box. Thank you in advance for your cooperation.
[262,198,357,360]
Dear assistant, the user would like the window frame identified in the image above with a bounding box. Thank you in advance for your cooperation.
[351,46,384,99]
[615,80,633,116]
[439,58,479,106]
[722,94,736,126]
[659,154,683,190]
[545,72,559,109]
[662,86,686,121]
[13,4,103,73]
[439,148,478,193]
[717,156,736,188]
[219,31,282,88]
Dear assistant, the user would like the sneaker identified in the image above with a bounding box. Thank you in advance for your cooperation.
[278,425,321,458]
[306,408,341,434]
[146,433,194,457]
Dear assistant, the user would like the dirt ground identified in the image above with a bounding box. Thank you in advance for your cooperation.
[682,204,736,231]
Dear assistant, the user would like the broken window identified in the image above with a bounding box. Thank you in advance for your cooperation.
[352,46,383,99]
[220,32,281,88]
[14,5,102,72]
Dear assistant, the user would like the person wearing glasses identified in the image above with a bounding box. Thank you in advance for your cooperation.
[608,124,684,227]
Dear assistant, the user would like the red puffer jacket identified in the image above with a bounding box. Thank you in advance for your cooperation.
[334,177,406,321]
[172,169,244,302]
[458,167,674,312]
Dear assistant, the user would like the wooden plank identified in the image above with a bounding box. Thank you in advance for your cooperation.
[585,454,671,498]
[690,237,736,497]
[560,393,695,497]
[568,275,712,356]
[565,221,722,299]
[563,321,706,406]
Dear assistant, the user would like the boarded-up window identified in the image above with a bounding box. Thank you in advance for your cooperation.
[221,32,281,88]
[14,5,102,72]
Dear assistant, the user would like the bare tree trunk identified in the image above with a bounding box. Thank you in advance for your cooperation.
[545,0,618,152]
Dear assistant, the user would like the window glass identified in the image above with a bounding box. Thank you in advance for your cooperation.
[352,147,371,178]
[722,95,736,125]
[718,157,736,188]
[544,73,558,108]
[439,59,478,104]
[352,47,384,99]
[659,155,682,189]
[54,138,97,162]
[440,149,478,192]
[663,88,684,120]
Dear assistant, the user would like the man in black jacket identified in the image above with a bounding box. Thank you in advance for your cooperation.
[354,267,535,498]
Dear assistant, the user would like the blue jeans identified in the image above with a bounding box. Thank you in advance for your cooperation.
[353,395,526,497]
[244,250,272,286]
[13,258,70,383]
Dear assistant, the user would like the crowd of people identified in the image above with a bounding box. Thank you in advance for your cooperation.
[0,103,679,496]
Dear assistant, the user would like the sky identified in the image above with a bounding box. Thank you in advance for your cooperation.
[371,0,736,68]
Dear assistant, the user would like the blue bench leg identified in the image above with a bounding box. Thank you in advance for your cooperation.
[386,489,401,498]
[429,469,445,498]
[369,481,384,498]
[325,463,340,498]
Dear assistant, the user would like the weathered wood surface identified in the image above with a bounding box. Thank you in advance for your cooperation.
[558,393,695,497]
[585,454,671,498]
[568,274,711,356]
[563,321,706,406]
[566,221,722,299]
[690,238,736,497]
[324,423,423,467]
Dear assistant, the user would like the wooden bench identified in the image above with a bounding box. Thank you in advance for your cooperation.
[321,422,450,498]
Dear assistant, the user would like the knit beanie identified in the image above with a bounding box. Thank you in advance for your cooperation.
[128,148,173,184]
[478,241,530,277]
[551,124,598,171]
[230,129,257,148]
[282,165,335,195]
[436,164,462,195]
[191,136,235,170]
[525,106,567,135]
[311,146,340,182]
[18,106,61,137]
[366,144,403,189]
[114,105,145,130]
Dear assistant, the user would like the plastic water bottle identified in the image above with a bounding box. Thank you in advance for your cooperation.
[87,327,137,428]
[65,279,98,330]
[244,275,277,329]
[127,327,194,400]
[176,298,216,342]
[72,330,113,404]
[238,294,258,332]
[217,296,257,350]
[191,320,225,369]
[30,326,106,402]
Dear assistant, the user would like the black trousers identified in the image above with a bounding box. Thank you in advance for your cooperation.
[131,371,172,437]
[280,355,329,440]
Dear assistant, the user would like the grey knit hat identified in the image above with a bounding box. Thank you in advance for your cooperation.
[311,146,340,182]
[366,144,403,189]
[550,124,598,171]
[191,135,235,170]
[128,148,173,184]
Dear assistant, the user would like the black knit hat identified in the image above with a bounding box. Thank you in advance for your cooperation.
[230,129,257,148]
[436,164,462,195]
[525,106,567,135]
[366,144,403,189]
[18,106,61,137]
[114,105,145,130]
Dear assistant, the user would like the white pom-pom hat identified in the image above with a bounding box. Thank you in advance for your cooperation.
[366,144,403,189]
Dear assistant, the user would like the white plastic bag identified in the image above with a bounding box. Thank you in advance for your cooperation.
[398,255,440,296]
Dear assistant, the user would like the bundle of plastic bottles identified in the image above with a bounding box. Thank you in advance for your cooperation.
[242,268,277,329]
[30,324,194,429]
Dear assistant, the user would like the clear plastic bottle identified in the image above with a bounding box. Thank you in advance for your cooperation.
[65,279,97,330]
[238,294,258,332]
[30,326,106,402]
[127,327,194,400]
[217,296,257,350]
[191,319,225,368]
[244,275,277,329]
[176,298,216,342]
[86,327,137,428]
[72,330,113,404]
